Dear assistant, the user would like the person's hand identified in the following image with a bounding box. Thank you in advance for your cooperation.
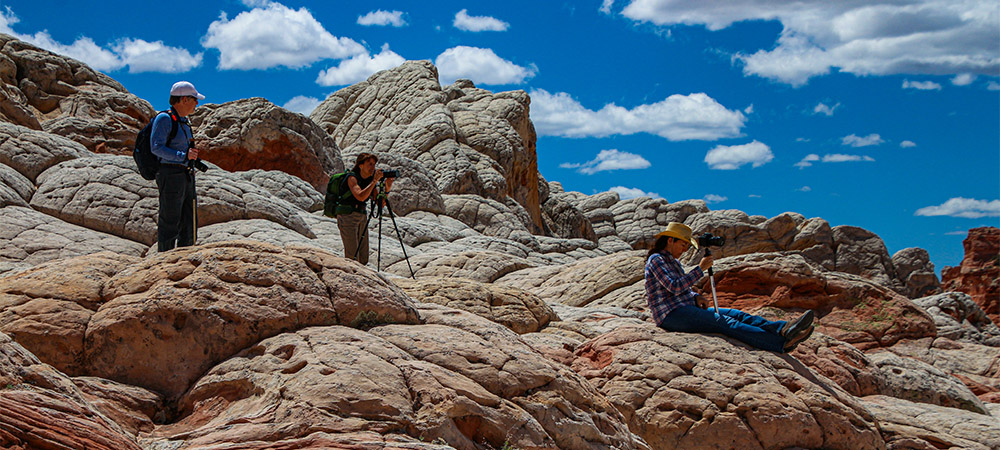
[699,254,714,271]
[187,147,199,160]
[695,295,711,309]
[373,169,384,182]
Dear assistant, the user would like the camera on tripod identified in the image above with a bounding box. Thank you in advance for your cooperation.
[381,169,399,178]
[697,233,725,248]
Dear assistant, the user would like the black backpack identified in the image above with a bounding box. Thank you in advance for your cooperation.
[133,110,179,181]
[323,170,354,217]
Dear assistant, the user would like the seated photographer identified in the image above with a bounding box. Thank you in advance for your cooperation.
[337,152,393,265]
[645,222,815,353]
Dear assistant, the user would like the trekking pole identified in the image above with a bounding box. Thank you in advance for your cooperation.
[706,248,720,315]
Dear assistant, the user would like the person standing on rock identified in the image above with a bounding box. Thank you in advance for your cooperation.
[645,222,815,353]
[337,152,392,265]
[151,81,203,252]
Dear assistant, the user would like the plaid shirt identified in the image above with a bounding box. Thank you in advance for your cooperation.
[645,251,704,325]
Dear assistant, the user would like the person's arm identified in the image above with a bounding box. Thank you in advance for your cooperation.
[348,171,383,202]
[647,254,704,294]
[149,114,186,163]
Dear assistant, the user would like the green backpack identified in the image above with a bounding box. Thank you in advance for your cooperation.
[323,170,355,217]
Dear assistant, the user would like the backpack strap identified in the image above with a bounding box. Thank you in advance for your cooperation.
[164,109,180,146]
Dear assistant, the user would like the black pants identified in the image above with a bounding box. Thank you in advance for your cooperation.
[156,164,197,252]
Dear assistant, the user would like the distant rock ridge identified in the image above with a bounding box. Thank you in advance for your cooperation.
[0,34,995,450]
[942,226,999,324]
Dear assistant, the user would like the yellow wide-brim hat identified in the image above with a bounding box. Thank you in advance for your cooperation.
[655,222,698,248]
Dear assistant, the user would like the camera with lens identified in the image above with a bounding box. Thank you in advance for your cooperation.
[697,232,725,248]
[191,159,209,173]
[382,169,399,178]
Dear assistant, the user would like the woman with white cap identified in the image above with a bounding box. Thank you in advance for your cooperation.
[645,222,814,352]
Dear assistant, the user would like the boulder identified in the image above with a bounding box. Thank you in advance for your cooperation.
[862,395,1000,450]
[0,34,153,154]
[892,247,941,298]
[190,97,344,191]
[570,323,885,450]
[395,277,557,333]
[0,206,147,268]
[0,122,92,181]
[541,189,596,241]
[911,291,1000,346]
[832,225,902,293]
[443,194,539,249]
[867,352,988,414]
[876,337,1000,404]
[0,162,33,208]
[496,250,646,307]
[941,227,999,324]
[232,169,325,212]
[788,333,885,398]
[384,249,532,283]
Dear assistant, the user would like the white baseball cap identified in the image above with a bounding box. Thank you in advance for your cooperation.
[170,81,205,100]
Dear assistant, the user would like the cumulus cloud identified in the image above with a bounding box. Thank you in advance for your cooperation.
[436,46,534,85]
[842,133,884,147]
[357,10,406,27]
[113,39,202,73]
[621,0,1000,86]
[795,153,820,169]
[600,0,616,14]
[798,186,812,192]
[704,194,728,204]
[530,89,745,140]
[282,95,322,116]
[951,73,975,85]
[610,186,661,200]
[915,197,1000,218]
[900,140,917,148]
[704,140,773,170]
[813,102,840,116]
[903,79,942,90]
[823,154,875,163]
[560,149,651,175]
[202,3,365,70]
[453,9,509,32]
[317,44,406,86]
[988,81,1000,90]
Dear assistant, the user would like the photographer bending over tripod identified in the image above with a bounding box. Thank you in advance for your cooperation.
[645,222,815,353]
[337,153,392,265]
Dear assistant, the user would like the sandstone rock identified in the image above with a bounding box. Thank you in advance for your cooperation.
[541,190,596,241]
[702,252,936,350]
[443,194,539,249]
[73,376,164,435]
[384,249,532,283]
[570,323,885,450]
[0,35,153,154]
[785,333,885,398]
[496,250,646,307]
[395,277,557,333]
[611,198,708,249]
[30,155,315,246]
[540,304,650,344]
[0,251,138,375]
[87,241,419,399]
[867,352,988,414]
[190,97,344,191]
[892,247,941,298]
[338,150,446,216]
[912,291,1000,346]
[0,331,142,450]
[941,226,999,324]
[0,206,147,267]
[833,225,902,293]
[0,122,92,181]
[876,337,1000,404]
[233,169,325,212]
[0,161,33,207]
[862,395,1000,450]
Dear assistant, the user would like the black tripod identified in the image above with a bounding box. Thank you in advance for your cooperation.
[353,180,415,279]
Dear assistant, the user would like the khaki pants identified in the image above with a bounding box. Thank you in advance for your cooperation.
[337,211,369,265]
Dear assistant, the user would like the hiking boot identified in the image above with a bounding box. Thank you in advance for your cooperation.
[784,325,814,352]
[780,310,814,339]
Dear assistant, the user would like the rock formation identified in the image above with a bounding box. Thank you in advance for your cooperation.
[942,226,999,324]
[0,35,994,450]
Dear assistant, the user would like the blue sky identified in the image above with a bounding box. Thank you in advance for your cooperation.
[2,0,997,274]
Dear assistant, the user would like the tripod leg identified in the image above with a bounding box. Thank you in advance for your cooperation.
[377,207,383,272]
[384,200,415,279]
[353,210,374,262]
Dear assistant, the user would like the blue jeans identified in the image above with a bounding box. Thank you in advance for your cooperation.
[657,305,788,353]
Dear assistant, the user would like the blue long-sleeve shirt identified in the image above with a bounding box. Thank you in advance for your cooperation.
[149,110,192,165]
[645,251,704,325]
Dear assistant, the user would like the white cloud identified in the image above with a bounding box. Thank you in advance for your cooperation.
[202,4,365,70]
[435,46,534,85]
[795,153,820,169]
[610,186,661,200]
[560,149,651,175]
[823,154,875,163]
[705,140,773,170]
[903,79,942,90]
[748,194,762,198]
[916,197,1000,218]
[0,7,122,71]
[317,44,406,86]
[900,140,917,148]
[530,89,745,140]
[798,186,812,192]
[357,10,406,27]
[113,39,202,73]
[600,0,616,14]
[453,9,509,32]
[744,104,754,114]
[951,73,976,85]
[704,194,728,204]
[841,133,884,147]
[282,95,322,116]
[621,1,1000,86]
[813,102,840,116]
[988,81,1000,91]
